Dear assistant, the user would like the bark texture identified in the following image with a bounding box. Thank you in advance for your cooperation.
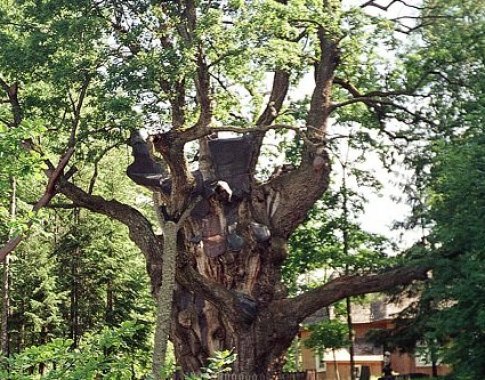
[152,221,178,380]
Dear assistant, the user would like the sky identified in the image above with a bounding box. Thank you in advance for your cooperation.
[354,0,423,248]
[286,0,424,250]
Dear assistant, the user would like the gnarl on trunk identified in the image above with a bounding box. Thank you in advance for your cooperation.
[127,131,330,372]
[125,132,428,374]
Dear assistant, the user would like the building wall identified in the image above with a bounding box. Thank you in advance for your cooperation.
[299,330,383,380]
[391,352,451,377]
[300,330,317,372]
[299,322,452,380]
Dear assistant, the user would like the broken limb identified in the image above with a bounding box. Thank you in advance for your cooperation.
[0,147,75,261]
[126,130,168,191]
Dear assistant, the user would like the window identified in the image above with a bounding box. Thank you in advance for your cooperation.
[414,341,442,367]
[314,352,327,372]
[354,365,362,379]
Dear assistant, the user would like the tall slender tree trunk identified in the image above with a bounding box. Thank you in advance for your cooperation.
[70,209,81,347]
[431,360,438,378]
[70,248,79,347]
[332,348,341,380]
[430,342,438,378]
[105,279,114,326]
[38,326,48,375]
[152,221,178,380]
[341,167,356,380]
[19,300,25,351]
[1,177,15,356]
[1,243,9,357]
[346,297,355,380]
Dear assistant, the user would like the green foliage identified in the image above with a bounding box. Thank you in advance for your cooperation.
[0,321,151,379]
[282,340,300,372]
[423,135,485,378]
[390,1,485,377]
[1,0,483,376]
[185,350,237,380]
[5,199,154,354]
[382,134,485,377]
[304,319,350,354]
[0,145,154,365]
[283,177,391,294]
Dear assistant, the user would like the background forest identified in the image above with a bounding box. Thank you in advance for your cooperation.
[0,0,483,379]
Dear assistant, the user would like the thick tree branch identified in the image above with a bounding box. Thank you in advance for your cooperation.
[256,71,291,128]
[58,179,164,291]
[158,78,187,129]
[152,132,195,217]
[260,155,331,238]
[0,148,75,261]
[278,265,430,323]
[306,28,340,138]
[258,27,339,238]
[177,265,252,325]
[247,70,291,173]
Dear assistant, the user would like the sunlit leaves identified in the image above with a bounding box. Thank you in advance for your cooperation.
[305,319,350,353]
[283,184,392,295]
[0,322,152,379]
[418,134,485,377]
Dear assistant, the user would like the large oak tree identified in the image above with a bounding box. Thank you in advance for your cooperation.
[1,0,468,376]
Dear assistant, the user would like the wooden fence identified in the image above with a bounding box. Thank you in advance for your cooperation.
[174,371,315,380]
[218,372,314,380]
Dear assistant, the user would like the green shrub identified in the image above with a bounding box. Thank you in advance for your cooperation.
[0,321,152,379]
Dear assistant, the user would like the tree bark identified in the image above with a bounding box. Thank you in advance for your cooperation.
[105,279,114,326]
[332,348,340,380]
[432,360,438,378]
[1,243,9,357]
[168,188,430,373]
[152,221,178,380]
[70,245,80,348]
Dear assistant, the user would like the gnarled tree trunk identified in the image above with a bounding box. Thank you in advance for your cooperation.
[59,131,429,375]
[53,0,431,373]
